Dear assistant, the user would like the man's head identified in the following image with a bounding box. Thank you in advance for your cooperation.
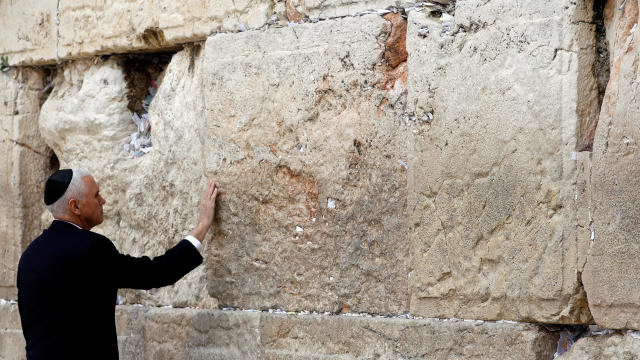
[45,169,106,230]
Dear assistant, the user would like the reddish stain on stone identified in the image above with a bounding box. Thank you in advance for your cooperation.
[285,0,304,23]
[277,166,318,222]
[382,13,408,68]
[251,164,318,226]
[269,144,279,156]
[376,62,408,90]
[340,302,351,314]
[375,14,408,91]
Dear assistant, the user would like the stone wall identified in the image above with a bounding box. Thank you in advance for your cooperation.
[0,303,558,360]
[0,69,53,300]
[406,0,595,324]
[583,0,640,330]
[559,331,640,359]
[4,0,640,358]
[201,14,408,315]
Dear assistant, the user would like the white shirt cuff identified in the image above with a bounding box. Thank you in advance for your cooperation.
[184,235,202,253]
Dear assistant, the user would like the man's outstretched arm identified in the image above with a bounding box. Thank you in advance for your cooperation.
[92,180,219,290]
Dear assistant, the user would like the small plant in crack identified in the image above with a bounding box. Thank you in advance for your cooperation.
[1,56,10,73]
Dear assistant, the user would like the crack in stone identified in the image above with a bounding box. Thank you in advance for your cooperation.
[7,138,48,157]
[55,0,60,63]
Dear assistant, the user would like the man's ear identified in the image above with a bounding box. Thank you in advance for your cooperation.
[68,198,81,215]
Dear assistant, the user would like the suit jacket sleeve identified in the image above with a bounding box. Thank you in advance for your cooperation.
[90,235,203,290]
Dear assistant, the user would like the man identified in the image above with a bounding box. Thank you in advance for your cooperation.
[17,168,218,360]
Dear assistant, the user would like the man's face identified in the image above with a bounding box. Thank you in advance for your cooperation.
[76,176,106,229]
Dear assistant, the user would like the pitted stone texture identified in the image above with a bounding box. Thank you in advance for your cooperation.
[0,0,424,65]
[0,69,51,300]
[38,49,217,308]
[117,306,262,359]
[0,304,558,360]
[39,59,133,166]
[583,0,640,330]
[146,308,262,359]
[0,0,57,65]
[558,333,640,359]
[115,306,146,359]
[261,314,558,359]
[0,303,25,360]
[277,0,402,22]
[406,0,596,323]
[202,14,409,314]
[57,0,271,60]
[112,47,218,309]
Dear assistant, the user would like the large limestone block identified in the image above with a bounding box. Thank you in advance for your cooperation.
[261,314,558,359]
[115,306,262,359]
[115,306,146,359]
[57,0,272,59]
[38,48,218,308]
[583,0,640,330]
[558,333,640,359]
[202,14,409,314]
[39,59,133,164]
[0,0,57,65]
[0,0,420,64]
[123,308,262,359]
[406,0,597,323]
[2,303,557,360]
[0,69,51,300]
[146,308,262,359]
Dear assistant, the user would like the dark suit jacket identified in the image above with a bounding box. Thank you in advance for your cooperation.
[17,220,203,360]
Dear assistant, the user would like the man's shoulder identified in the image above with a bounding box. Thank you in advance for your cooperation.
[22,221,112,257]
[17,222,113,285]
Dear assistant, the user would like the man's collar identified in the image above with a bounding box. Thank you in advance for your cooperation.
[53,219,82,229]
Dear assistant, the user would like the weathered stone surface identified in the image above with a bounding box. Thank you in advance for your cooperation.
[57,0,272,60]
[115,305,146,359]
[261,314,558,360]
[0,69,52,300]
[278,0,402,21]
[142,307,261,359]
[0,303,25,360]
[117,306,263,359]
[583,0,640,330]
[406,0,597,323]
[2,303,557,360]
[3,304,262,360]
[202,14,409,314]
[0,0,57,66]
[1,0,425,65]
[36,13,409,315]
[38,49,217,308]
[558,333,640,359]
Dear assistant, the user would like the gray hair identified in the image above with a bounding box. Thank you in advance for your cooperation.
[47,168,92,217]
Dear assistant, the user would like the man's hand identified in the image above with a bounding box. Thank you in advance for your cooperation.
[189,180,218,241]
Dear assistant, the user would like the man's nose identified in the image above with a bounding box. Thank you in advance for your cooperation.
[99,196,106,205]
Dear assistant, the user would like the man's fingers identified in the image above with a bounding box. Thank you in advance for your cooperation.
[209,180,216,196]
[203,181,213,199]
[208,180,215,195]
[204,180,218,202]
[212,182,218,197]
